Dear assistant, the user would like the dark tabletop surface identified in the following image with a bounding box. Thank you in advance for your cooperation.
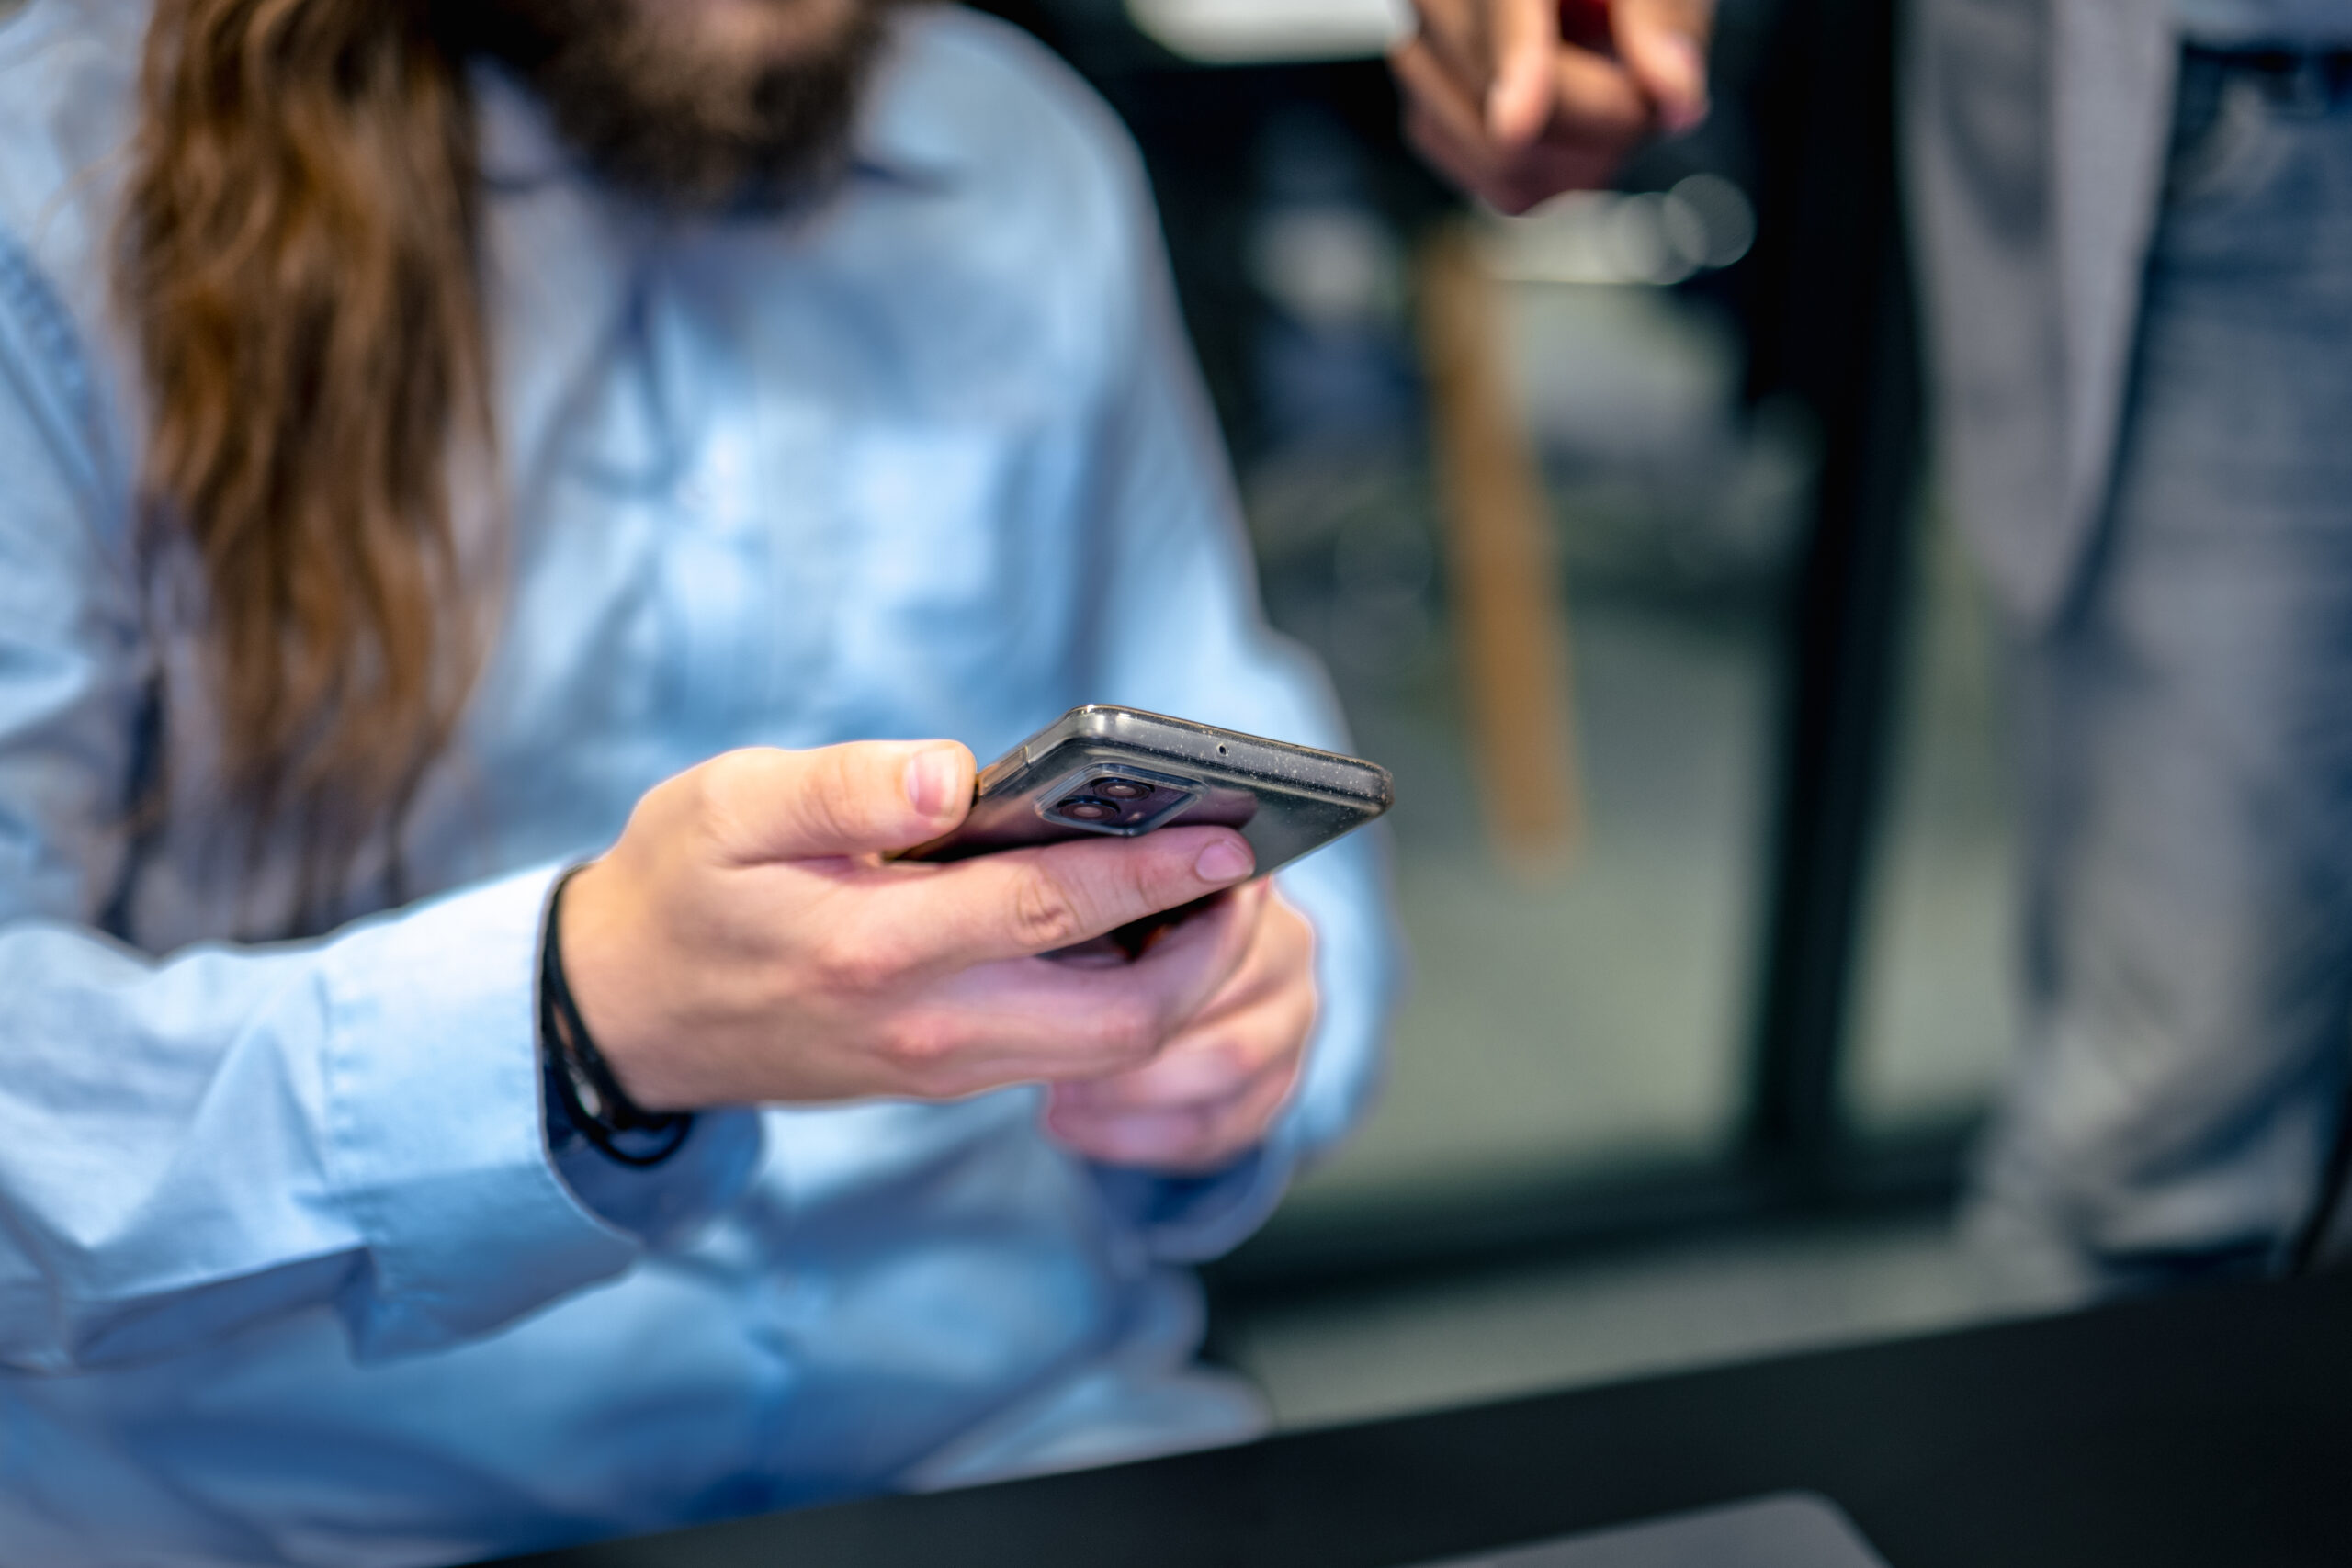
[492,1269,2352,1568]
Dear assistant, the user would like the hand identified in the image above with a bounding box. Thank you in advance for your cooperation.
[1391,0,1714,213]
[558,741,1262,1112]
[1042,881,1318,1175]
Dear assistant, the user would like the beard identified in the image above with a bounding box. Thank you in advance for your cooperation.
[453,0,890,211]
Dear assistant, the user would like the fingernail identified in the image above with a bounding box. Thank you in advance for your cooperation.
[1195,837,1254,884]
[1664,93,1711,136]
[1657,37,1710,133]
[904,746,963,818]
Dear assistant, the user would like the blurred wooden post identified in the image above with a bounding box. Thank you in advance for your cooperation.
[1415,221,1585,871]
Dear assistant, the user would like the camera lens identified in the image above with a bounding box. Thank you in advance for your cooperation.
[1095,779,1151,800]
[1059,797,1117,822]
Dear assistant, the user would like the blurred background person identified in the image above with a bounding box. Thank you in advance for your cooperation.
[1911,0,2352,1296]
[1388,0,2352,1299]
[0,0,1395,1561]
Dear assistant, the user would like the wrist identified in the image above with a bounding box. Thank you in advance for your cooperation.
[542,867,692,1166]
[554,857,684,1112]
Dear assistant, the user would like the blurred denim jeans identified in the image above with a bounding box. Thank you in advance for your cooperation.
[1970,43,2352,1299]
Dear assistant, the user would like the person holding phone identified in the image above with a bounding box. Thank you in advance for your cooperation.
[0,0,1396,1561]
[1391,0,2352,1294]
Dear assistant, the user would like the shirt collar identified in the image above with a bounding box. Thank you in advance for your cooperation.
[470,19,965,204]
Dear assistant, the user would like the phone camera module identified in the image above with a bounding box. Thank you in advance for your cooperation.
[1042,769,1203,835]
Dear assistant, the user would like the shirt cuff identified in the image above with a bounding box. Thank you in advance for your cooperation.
[534,871,765,1247]
[314,863,645,1360]
[548,1108,764,1248]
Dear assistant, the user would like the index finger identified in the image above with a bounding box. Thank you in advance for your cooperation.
[868,825,1259,970]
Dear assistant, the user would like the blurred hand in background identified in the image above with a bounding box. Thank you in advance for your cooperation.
[1391,0,1715,212]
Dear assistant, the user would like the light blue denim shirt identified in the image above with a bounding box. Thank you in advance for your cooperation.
[0,2,1398,1561]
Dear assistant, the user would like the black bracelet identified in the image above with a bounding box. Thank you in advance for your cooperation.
[541,868,692,1168]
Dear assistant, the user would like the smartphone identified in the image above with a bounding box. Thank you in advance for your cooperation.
[900,705,1391,953]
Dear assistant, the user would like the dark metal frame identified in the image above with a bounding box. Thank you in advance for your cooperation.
[1736,0,1924,1192]
[977,0,1946,1303]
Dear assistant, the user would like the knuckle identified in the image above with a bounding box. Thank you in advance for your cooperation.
[809,929,905,996]
[1010,871,1088,952]
[908,1051,983,1100]
[796,750,865,843]
[1194,1038,1251,1090]
[877,1015,957,1077]
[689,750,775,855]
[676,759,729,831]
[1088,998,1161,1066]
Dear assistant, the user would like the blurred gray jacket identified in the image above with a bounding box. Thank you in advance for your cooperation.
[1905,0,2179,629]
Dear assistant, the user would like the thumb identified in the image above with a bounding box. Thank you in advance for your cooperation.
[695,740,975,863]
[1485,0,1562,147]
[1613,0,1711,134]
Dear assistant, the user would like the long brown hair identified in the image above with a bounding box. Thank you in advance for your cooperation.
[119,0,488,923]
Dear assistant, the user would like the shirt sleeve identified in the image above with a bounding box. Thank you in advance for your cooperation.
[0,236,754,1376]
[1073,133,1403,1264]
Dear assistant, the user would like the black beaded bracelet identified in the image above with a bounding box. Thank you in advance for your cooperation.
[541,868,692,1168]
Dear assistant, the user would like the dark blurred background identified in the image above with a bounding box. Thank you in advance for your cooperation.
[972,0,2030,1426]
